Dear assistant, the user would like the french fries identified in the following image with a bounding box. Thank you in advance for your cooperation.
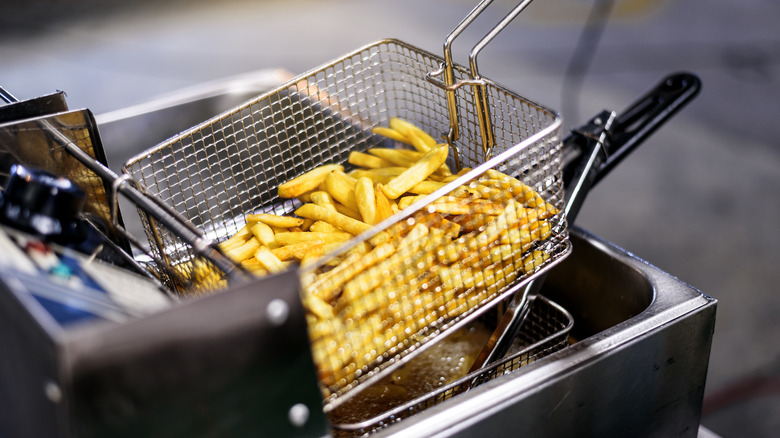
[222,237,261,262]
[278,163,344,198]
[294,203,372,236]
[371,126,409,144]
[374,188,394,223]
[389,117,436,152]
[254,246,286,272]
[354,177,377,225]
[218,224,252,252]
[380,145,449,199]
[324,171,359,212]
[373,117,438,153]
[246,213,304,229]
[272,240,325,261]
[274,231,352,246]
[349,151,393,169]
[190,117,561,390]
[249,222,275,247]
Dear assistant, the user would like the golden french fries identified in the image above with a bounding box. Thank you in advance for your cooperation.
[484,169,560,217]
[240,258,268,275]
[249,222,275,247]
[272,240,325,261]
[374,187,394,223]
[339,223,430,305]
[352,167,407,178]
[274,231,352,246]
[308,242,396,302]
[246,213,304,228]
[334,203,363,221]
[367,147,420,168]
[354,177,377,225]
[309,220,342,234]
[371,126,409,144]
[381,145,449,199]
[372,119,437,154]
[325,171,360,212]
[310,191,339,216]
[305,294,335,319]
[222,237,261,262]
[294,203,372,236]
[389,117,436,152]
[254,246,286,272]
[218,224,252,252]
[349,151,393,169]
[278,163,344,198]
[192,117,561,390]
[406,180,447,195]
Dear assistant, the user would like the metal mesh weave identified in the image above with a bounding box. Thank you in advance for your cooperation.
[122,38,569,404]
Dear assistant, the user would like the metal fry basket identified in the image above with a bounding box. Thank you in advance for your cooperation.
[123,2,569,410]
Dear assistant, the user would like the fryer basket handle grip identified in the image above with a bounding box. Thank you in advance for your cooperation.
[561,72,701,187]
[595,71,701,185]
[427,0,537,160]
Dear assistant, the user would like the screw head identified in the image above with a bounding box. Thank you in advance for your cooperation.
[288,403,309,427]
[44,380,62,403]
[266,299,289,326]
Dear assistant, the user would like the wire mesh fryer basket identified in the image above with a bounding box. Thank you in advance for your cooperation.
[122,38,569,403]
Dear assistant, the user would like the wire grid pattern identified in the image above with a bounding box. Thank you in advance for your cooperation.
[122,39,564,294]
[331,295,573,437]
[311,190,568,407]
[123,37,568,401]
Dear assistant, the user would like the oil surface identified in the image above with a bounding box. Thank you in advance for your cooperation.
[328,322,491,425]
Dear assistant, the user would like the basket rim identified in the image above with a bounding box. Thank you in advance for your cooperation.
[120,37,561,174]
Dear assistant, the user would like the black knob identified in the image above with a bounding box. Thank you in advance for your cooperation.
[0,164,86,242]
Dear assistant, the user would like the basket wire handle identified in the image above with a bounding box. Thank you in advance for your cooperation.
[105,169,252,291]
[0,85,18,103]
[426,0,536,167]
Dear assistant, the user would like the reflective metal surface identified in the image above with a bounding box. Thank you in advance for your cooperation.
[0,254,328,438]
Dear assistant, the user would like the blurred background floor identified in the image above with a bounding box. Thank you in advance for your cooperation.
[2,0,778,436]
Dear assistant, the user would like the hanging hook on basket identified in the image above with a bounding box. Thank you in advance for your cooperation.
[426,0,537,169]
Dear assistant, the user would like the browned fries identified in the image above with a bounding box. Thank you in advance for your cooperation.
[193,118,560,390]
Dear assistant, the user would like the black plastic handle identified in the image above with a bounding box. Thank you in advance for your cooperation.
[599,72,701,183]
[562,72,701,188]
[471,72,702,372]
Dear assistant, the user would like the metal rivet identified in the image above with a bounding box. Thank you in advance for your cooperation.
[44,380,61,403]
[288,403,309,427]
[267,299,289,326]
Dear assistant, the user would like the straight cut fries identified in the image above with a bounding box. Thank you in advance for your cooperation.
[380,145,449,199]
[277,163,344,198]
[191,118,561,391]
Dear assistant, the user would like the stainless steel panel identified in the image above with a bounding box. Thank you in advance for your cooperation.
[0,253,329,438]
